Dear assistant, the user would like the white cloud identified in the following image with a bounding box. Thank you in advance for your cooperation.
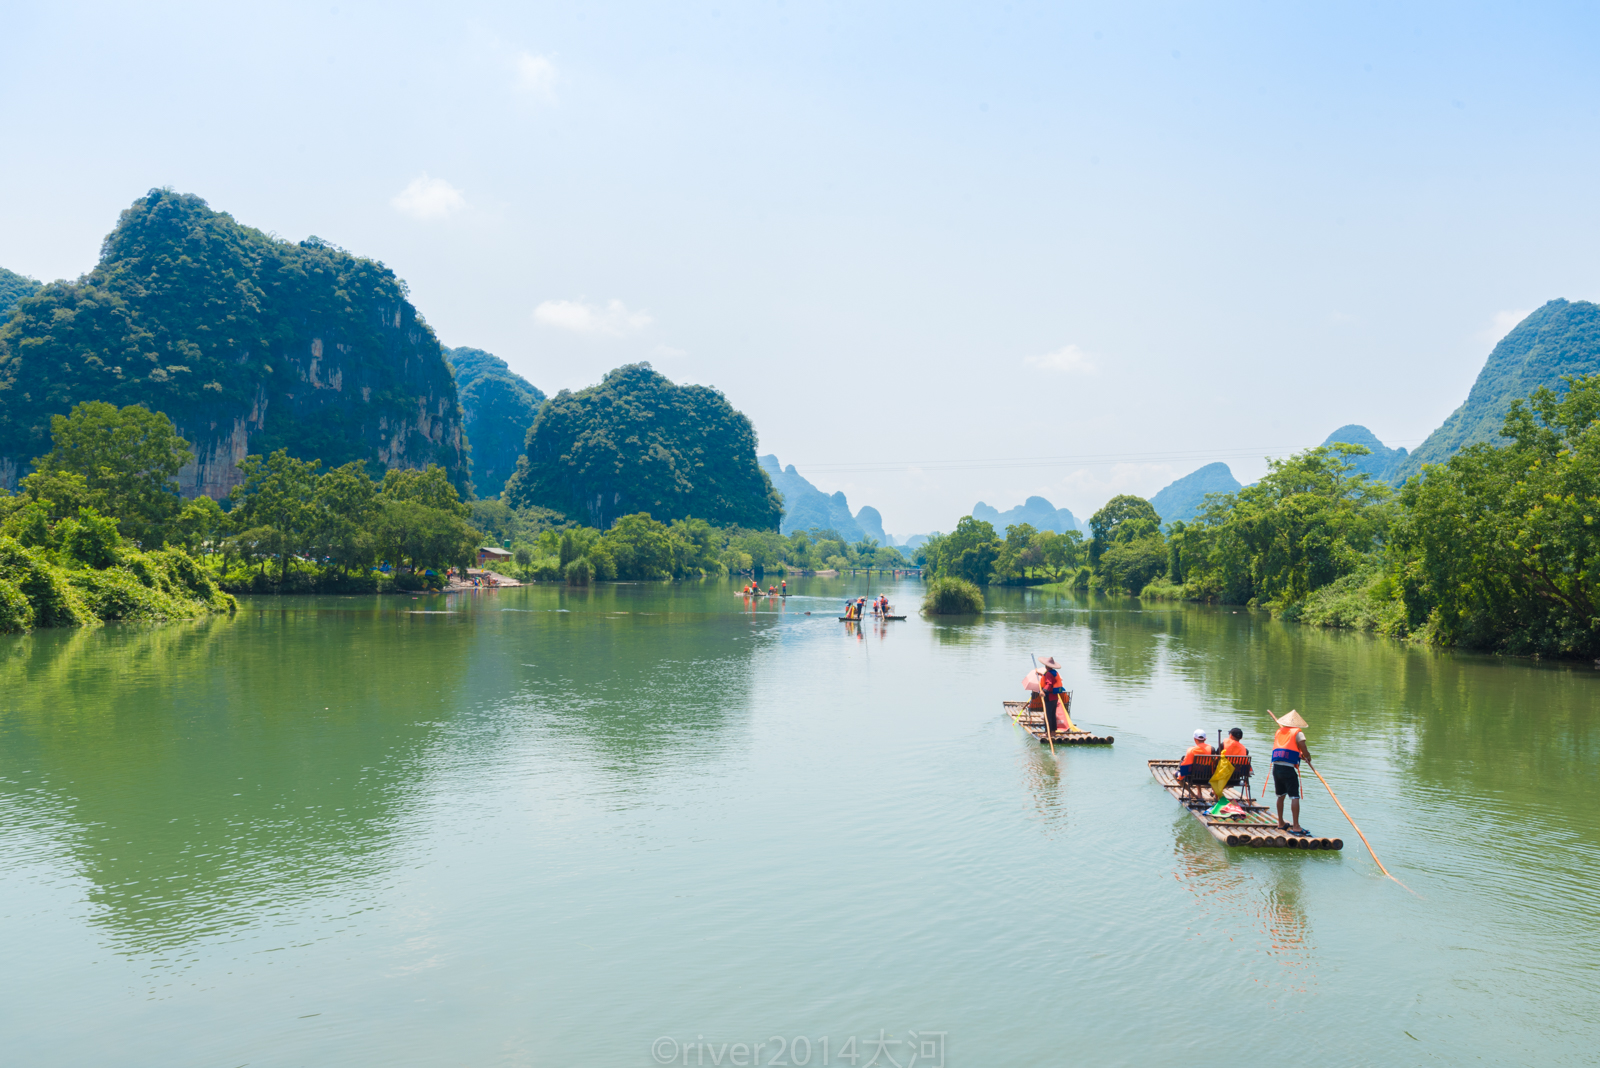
[534,298,653,336]
[1484,309,1532,344]
[1024,344,1097,374]
[651,344,688,359]
[390,174,465,221]
[516,53,558,100]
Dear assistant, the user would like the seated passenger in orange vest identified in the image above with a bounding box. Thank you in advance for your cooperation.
[1269,710,1313,835]
[1037,657,1067,734]
[1178,730,1215,796]
[1219,727,1249,789]
[1222,728,1248,759]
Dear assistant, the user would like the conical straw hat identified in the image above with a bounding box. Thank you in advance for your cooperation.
[1273,709,1308,729]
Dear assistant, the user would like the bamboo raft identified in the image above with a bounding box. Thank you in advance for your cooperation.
[1002,700,1114,745]
[838,615,906,621]
[1148,759,1343,850]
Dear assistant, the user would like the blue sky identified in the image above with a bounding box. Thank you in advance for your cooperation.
[4,1,1598,535]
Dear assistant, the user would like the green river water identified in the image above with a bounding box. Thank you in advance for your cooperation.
[2,578,1597,1066]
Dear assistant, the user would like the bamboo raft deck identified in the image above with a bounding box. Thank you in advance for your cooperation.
[838,615,907,621]
[1002,701,1114,745]
[1149,760,1343,850]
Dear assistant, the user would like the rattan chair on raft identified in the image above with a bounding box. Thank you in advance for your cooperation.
[1176,752,1254,806]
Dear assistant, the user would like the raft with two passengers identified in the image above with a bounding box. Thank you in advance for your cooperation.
[1149,709,1343,850]
[1002,656,1114,746]
[838,595,905,621]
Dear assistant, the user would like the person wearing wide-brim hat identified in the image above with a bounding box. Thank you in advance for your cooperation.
[1037,656,1067,735]
[1269,710,1314,835]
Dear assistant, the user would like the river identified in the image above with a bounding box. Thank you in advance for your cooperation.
[2,578,1596,1066]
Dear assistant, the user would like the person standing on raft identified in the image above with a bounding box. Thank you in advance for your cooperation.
[1038,657,1068,735]
[1270,710,1314,835]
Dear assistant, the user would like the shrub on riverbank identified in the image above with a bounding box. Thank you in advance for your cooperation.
[0,533,234,633]
[922,576,984,614]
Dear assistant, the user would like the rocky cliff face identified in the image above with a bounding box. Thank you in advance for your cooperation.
[0,190,467,499]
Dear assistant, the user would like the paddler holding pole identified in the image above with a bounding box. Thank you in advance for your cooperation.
[1037,656,1072,736]
[1269,710,1313,836]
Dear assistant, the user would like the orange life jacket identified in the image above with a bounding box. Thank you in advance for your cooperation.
[1180,742,1213,767]
[1272,726,1305,765]
[1222,738,1248,758]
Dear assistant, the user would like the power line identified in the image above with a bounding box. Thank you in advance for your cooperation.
[785,439,1429,475]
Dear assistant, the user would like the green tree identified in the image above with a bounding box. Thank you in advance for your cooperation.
[310,462,380,575]
[924,516,1002,585]
[174,495,226,557]
[232,450,321,584]
[1088,495,1161,565]
[1184,445,1391,607]
[601,513,675,580]
[380,465,469,516]
[1394,374,1600,655]
[29,402,192,545]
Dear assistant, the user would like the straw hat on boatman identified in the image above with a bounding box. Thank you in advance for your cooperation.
[1269,710,1314,836]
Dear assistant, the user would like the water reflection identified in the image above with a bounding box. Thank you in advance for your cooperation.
[0,609,462,956]
[1169,825,1319,998]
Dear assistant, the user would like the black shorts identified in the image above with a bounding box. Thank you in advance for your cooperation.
[1272,764,1300,799]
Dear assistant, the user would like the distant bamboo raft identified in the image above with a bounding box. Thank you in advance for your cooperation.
[1148,760,1344,850]
[1002,701,1114,745]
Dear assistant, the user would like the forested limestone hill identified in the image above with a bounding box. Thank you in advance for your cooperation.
[1149,463,1242,525]
[0,267,40,320]
[1395,299,1600,480]
[0,190,468,498]
[1320,425,1407,482]
[444,346,545,498]
[505,363,781,529]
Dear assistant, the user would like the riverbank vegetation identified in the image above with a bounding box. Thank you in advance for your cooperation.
[921,376,1600,657]
[0,401,916,627]
[922,576,985,615]
[917,517,1086,586]
[0,403,235,632]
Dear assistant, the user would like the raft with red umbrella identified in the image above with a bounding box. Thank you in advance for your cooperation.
[1004,668,1113,745]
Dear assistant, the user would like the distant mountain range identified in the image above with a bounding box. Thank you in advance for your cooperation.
[758,456,893,545]
[972,496,1086,535]
[1149,462,1242,524]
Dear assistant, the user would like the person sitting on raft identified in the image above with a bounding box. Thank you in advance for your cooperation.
[1038,656,1068,735]
[1219,727,1250,793]
[1270,710,1313,835]
[1178,729,1216,800]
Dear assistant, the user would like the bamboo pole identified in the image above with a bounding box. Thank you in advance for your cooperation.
[1307,763,1416,895]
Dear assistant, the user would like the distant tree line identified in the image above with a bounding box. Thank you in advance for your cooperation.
[919,375,1600,657]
